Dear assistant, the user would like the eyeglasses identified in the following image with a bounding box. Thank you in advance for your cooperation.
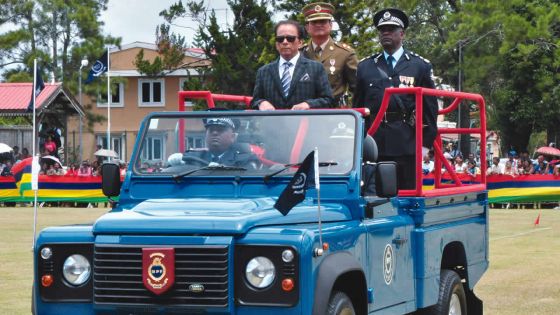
[275,35,298,43]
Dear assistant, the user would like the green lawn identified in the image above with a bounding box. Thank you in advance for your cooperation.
[1,206,559,314]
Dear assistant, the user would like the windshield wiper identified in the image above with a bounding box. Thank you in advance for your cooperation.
[263,161,338,183]
[173,164,247,183]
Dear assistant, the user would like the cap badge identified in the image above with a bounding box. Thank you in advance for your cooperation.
[315,5,321,12]
[383,11,391,20]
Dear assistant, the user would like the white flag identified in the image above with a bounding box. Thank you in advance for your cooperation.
[314,148,320,190]
[31,156,40,191]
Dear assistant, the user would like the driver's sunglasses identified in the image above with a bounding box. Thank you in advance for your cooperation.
[275,35,298,43]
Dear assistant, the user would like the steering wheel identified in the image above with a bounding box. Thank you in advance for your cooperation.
[182,155,209,166]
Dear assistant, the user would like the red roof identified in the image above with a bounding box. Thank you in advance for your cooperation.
[0,83,60,111]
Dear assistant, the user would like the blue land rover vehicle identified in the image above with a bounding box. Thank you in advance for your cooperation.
[33,89,488,314]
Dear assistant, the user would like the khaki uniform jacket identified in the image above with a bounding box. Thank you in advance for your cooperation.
[302,37,358,107]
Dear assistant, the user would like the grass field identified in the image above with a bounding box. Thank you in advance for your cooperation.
[0,206,559,314]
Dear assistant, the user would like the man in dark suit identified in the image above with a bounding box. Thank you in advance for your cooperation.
[251,20,333,110]
[182,118,259,169]
[353,8,438,190]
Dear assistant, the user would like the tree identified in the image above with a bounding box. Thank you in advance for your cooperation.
[274,0,378,57]
[0,0,119,131]
[134,24,190,77]
[1,0,117,82]
[139,0,275,103]
[446,0,560,153]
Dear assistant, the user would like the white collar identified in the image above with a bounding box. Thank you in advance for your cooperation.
[280,52,300,66]
[384,46,404,62]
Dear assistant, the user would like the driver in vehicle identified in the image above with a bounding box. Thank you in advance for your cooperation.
[178,117,260,169]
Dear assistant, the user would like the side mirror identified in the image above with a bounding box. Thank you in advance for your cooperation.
[102,163,121,197]
[375,162,397,198]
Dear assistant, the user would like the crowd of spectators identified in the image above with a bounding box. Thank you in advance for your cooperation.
[421,142,560,178]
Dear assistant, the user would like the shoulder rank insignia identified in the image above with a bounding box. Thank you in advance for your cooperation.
[409,51,431,64]
[334,41,354,52]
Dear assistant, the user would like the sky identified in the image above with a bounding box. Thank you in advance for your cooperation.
[100,0,233,46]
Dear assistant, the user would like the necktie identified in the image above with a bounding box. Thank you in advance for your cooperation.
[281,62,292,98]
[314,46,322,59]
[387,55,394,70]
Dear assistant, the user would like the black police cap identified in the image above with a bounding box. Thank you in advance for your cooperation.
[373,8,409,30]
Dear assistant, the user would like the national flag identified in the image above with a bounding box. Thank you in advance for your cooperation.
[85,51,108,84]
[26,67,45,112]
[534,212,541,226]
[274,150,317,215]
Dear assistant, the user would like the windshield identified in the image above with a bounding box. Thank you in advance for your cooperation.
[133,112,357,176]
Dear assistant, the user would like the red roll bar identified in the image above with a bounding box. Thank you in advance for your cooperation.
[367,87,487,197]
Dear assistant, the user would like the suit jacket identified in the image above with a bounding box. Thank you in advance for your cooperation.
[251,56,333,109]
[354,50,438,156]
[302,37,358,105]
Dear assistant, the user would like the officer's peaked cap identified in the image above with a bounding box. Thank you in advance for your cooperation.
[303,2,335,22]
[374,8,409,30]
[330,122,354,139]
[204,117,235,129]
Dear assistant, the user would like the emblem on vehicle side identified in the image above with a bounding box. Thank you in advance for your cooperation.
[383,244,394,285]
[189,283,205,293]
[142,248,175,295]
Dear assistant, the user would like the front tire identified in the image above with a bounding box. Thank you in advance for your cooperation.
[327,290,356,315]
[424,269,467,315]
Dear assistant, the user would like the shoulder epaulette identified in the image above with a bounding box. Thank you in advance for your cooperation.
[334,41,354,52]
[372,52,382,63]
[359,53,380,63]
[409,51,431,64]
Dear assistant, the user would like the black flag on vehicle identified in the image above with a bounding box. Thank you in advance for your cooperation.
[274,150,317,216]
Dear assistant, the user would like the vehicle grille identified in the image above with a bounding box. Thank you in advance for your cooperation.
[94,245,229,307]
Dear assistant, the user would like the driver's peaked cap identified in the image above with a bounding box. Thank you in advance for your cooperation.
[204,117,235,130]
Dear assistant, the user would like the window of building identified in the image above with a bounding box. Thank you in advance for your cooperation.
[187,136,205,150]
[179,78,193,107]
[138,79,165,107]
[141,135,165,162]
[96,134,126,161]
[97,82,124,107]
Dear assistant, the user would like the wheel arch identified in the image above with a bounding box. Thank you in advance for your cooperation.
[440,241,484,314]
[441,241,468,281]
[313,251,367,315]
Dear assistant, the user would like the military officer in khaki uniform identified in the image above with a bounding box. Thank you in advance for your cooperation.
[301,2,358,108]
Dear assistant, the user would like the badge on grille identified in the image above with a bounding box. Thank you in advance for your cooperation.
[142,248,175,295]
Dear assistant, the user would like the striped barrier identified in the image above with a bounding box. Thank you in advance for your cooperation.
[2,159,559,203]
[422,173,560,203]
[6,157,109,203]
[0,176,20,201]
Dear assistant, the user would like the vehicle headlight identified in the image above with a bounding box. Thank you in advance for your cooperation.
[245,256,275,289]
[62,254,91,286]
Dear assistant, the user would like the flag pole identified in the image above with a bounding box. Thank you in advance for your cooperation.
[106,45,111,150]
[314,147,324,256]
[31,59,39,250]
